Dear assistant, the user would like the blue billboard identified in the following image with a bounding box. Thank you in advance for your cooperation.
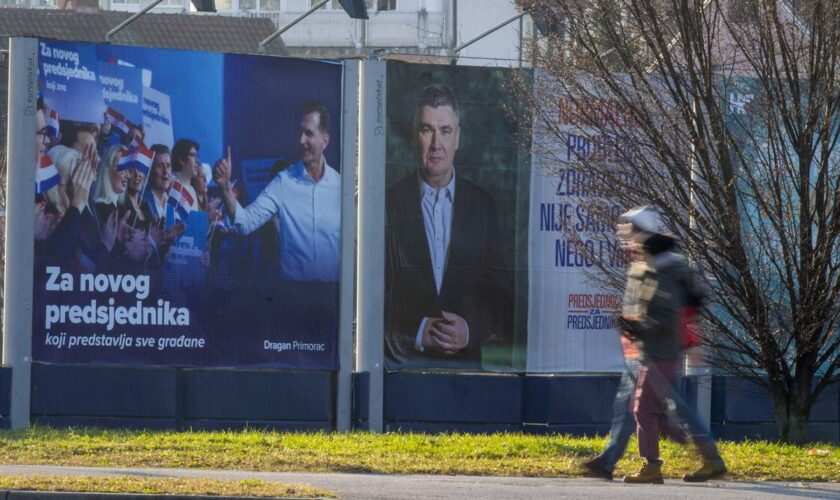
[33,40,343,370]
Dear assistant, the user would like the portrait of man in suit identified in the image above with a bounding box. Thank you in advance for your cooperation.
[385,83,509,370]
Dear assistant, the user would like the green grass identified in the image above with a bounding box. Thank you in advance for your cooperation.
[0,475,333,497]
[0,428,837,482]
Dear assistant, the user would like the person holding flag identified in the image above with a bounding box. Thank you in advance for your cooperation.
[120,168,152,231]
[116,137,152,218]
[94,145,151,270]
[35,108,63,241]
[35,149,97,268]
[34,109,99,269]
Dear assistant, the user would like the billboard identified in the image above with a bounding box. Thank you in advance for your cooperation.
[383,62,526,371]
[525,81,627,372]
[382,65,628,373]
[29,40,344,369]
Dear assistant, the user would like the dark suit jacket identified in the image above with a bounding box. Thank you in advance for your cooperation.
[385,172,510,370]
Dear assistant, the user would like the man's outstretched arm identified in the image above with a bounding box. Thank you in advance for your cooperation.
[213,147,238,218]
[213,147,278,235]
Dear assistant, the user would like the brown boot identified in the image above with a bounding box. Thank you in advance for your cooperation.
[581,455,613,480]
[683,461,727,482]
[623,460,664,484]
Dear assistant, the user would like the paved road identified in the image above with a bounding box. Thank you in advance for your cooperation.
[1,465,838,499]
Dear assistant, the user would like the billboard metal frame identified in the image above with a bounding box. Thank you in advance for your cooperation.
[4,37,38,429]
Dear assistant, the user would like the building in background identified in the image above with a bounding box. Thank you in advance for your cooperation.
[0,0,533,65]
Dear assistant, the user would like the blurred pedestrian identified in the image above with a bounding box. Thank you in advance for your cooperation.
[612,206,726,484]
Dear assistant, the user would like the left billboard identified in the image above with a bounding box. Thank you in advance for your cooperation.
[27,40,344,369]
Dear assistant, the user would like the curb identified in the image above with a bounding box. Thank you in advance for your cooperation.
[1,493,323,500]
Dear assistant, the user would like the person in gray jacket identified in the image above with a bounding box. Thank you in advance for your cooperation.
[615,206,726,484]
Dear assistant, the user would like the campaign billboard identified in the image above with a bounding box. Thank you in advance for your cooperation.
[382,65,630,373]
[29,40,344,369]
[525,73,648,372]
[383,62,527,371]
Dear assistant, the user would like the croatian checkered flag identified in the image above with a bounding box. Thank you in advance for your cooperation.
[36,154,61,194]
[45,109,60,142]
[105,107,130,144]
[167,180,194,223]
[118,140,154,176]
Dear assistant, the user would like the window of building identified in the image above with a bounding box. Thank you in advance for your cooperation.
[111,0,180,5]
[308,0,393,11]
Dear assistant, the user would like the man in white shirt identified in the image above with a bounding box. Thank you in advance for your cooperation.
[213,101,340,282]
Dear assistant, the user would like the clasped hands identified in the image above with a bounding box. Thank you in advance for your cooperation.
[422,311,468,355]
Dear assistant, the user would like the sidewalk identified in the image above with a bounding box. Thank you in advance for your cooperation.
[0,465,838,499]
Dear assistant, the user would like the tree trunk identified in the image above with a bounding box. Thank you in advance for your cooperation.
[772,394,811,444]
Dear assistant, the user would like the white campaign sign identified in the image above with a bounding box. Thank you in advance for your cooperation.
[142,86,174,151]
[526,76,626,372]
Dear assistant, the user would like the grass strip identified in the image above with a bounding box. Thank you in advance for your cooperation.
[0,474,333,498]
[0,428,837,482]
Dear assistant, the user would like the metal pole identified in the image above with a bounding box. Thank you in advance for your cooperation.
[258,0,329,54]
[105,0,167,42]
[685,98,712,427]
[4,37,38,429]
[336,61,360,432]
[356,60,386,433]
[452,12,526,54]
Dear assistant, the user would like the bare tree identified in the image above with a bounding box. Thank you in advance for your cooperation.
[515,0,840,443]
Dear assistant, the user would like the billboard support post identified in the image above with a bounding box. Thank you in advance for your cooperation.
[356,60,386,432]
[105,0,166,42]
[450,12,526,63]
[337,61,360,432]
[258,0,329,54]
[686,98,712,427]
[4,37,38,429]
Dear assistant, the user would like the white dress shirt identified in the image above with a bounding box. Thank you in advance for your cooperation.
[233,159,341,282]
[421,172,455,293]
[414,171,467,351]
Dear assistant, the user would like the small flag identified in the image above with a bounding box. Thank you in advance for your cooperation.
[167,180,194,222]
[106,107,130,144]
[118,141,154,175]
[45,109,60,141]
[208,217,228,238]
[36,154,61,194]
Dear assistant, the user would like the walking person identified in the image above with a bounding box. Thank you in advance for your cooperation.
[585,206,726,483]
[582,242,686,480]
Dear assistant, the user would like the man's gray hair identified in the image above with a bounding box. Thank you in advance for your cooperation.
[414,84,460,130]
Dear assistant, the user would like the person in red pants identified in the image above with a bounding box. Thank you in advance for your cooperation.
[615,206,726,484]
